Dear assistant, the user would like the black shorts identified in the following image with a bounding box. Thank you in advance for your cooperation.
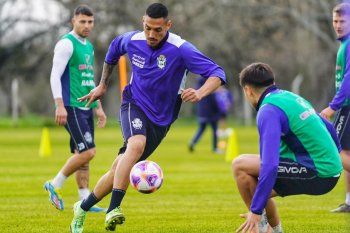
[64,106,95,154]
[273,158,340,197]
[334,105,350,150]
[118,102,170,161]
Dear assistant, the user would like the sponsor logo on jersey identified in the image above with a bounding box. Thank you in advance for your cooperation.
[132,118,143,130]
[79,64,93,70]
[278,165,307,174]
[132,54,145,68]
[81,72,94,78]
[336,65,342,71]
[81,80,95,87]
[157,55,166,69]
[299,109,315,120]
[336,115,345,136]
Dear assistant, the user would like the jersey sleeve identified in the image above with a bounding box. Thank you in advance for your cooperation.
[329,44,350,110]
[105,31,137,65]
[179,42,226,84]
[251,104,284,215]
[50,38,73,99]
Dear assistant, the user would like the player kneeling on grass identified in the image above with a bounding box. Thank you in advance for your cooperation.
[232,63,343,233]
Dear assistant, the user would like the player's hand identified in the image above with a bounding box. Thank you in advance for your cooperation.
[320,107,335,120]
[236,212,260,233]
[78,84,107,107]
[95,107,107,128]
[181,88,202,103]
[55,105,67,126]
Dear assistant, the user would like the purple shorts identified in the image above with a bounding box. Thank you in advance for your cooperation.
[118,102,170,161]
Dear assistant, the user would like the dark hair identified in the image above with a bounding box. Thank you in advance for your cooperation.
[146,3,168,19]
[74,4,93,16]
[333,3,350,17]
[239,62,275,87]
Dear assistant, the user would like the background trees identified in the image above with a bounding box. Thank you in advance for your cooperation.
[0,0,343,120]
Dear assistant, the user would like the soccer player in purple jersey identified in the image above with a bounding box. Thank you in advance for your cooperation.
[69,3,226,232]
[320,3,350,213]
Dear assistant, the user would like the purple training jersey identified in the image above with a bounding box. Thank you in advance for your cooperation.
[105,31,226,126]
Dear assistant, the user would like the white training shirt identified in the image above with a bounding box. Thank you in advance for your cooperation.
[50,31,87,99]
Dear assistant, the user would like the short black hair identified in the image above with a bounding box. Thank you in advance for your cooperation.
[239,62,275,88]
[74,4,93,16]
[146,3,168,19]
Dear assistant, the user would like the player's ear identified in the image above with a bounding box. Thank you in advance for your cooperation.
[166,19,172,30]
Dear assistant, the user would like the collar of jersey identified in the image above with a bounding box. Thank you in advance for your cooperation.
[256,85,278,111]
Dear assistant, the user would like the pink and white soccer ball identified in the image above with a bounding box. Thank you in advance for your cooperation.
[129,160,163,194]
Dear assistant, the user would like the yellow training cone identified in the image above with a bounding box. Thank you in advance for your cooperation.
[225,129,239,162]
[39,127,52,157]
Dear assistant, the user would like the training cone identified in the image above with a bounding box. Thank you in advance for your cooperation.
[39,127,52,157]
[225,129,239,162]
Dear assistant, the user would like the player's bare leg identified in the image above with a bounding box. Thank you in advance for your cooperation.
[331,150,350,213]
[232,154,280,229]
[45,148,95,210]
[105,135,146,231]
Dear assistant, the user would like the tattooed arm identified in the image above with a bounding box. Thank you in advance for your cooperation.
[78,62,116,107]
[99,62,115,87]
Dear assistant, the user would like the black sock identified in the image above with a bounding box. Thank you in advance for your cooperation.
[81,192,99,211]
[107,189,126,213]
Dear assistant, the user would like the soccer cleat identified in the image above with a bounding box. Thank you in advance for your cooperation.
[70,201,87,233]
[88,205,107,213]
[44,181,64,210]
[105,207,125,231]
[330,203,350,213]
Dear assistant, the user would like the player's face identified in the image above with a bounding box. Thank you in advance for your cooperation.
[72,14,94,38]
[143,15,172,48]
[333,13,350,39]
[243,86,257,108]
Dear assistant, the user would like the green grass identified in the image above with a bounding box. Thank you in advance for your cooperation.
[0,122,349,232]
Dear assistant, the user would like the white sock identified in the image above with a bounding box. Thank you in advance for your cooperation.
[345,192,350,205]
[272,223,283,233]
[78,188,90,200]
[258,210,268,233]
[52,172,67,188]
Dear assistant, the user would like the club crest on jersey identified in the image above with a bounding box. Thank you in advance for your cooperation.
[132,118,143,130]
[157,55,166,69]
[85,54,91,64]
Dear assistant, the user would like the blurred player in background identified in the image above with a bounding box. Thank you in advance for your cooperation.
[70,3,226,233]
[44,4,106,213]
[188,76,223,154]
[234,63,342,233]
[320,2,350,213]
[216,85,233,138]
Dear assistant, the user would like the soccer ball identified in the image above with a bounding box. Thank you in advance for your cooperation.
[129,160,163,194]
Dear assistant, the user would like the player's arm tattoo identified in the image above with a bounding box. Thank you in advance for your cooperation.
[99,62,115,87]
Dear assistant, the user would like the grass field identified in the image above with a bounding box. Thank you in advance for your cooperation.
[0,121,349,232]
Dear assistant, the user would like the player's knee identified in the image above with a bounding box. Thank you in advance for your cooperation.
[81,148,96,161]
[232,154,248,178]
[128,138,146,156]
